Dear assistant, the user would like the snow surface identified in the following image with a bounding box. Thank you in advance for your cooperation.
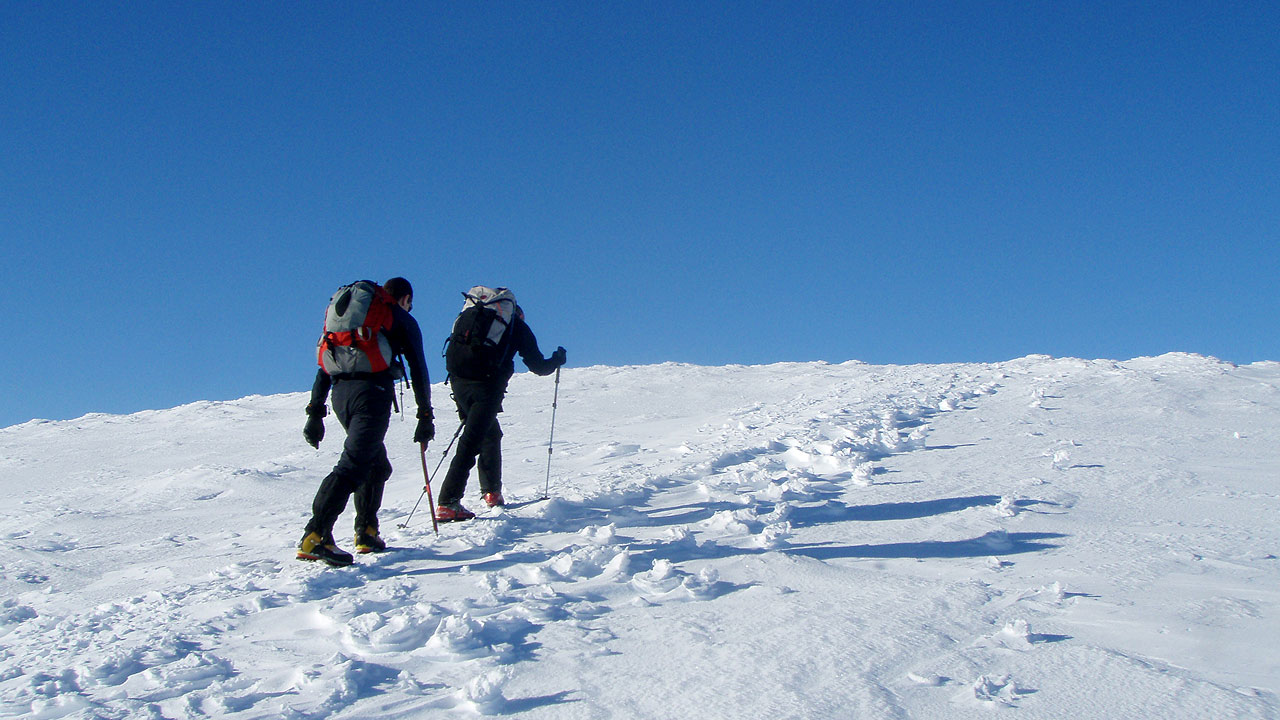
[2,355,1279,719]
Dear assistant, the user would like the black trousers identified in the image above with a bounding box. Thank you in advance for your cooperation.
[305,376,394,539]
[437,378,504,505]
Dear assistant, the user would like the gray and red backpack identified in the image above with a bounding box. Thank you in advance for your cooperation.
[317,280,396,376]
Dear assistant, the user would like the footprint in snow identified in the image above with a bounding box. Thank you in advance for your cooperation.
[342,603,443,655]
[955,674,1031,707]
[630,560,728,603]
[417,613,497,661]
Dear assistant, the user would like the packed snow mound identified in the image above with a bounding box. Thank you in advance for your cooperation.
[2,356,1278,719]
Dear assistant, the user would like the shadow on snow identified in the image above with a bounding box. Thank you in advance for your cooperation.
[784,531,1066,561]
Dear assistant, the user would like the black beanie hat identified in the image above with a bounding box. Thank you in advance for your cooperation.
[384,277,413,301]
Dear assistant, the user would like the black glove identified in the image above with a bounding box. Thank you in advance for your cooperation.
[303,404,326,448]
[414,410,435,444]
[550,346,567,367]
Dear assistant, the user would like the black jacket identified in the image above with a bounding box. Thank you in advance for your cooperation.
[496,314,560,383]
[310,304,431,413]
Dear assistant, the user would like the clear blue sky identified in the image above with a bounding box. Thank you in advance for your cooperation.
[2,2,1277,428]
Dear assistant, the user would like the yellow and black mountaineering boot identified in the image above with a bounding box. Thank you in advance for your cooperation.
[297,531,354,567]
[354,526,387,554]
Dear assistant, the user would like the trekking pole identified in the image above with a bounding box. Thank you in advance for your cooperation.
[398,423,463,532]
[542,367,561,500]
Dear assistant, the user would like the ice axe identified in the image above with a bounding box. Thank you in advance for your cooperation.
[398,423,463,532]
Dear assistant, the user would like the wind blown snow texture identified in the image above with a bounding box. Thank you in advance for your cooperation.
[1,355,1278,718]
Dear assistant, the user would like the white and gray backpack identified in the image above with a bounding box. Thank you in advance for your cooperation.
[444,286,516,380]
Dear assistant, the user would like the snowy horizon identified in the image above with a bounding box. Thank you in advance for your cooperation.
[2,354,1278,718]
[8,353,1273,430]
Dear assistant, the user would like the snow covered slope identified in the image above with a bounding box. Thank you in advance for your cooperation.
[2,355,1278,718]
